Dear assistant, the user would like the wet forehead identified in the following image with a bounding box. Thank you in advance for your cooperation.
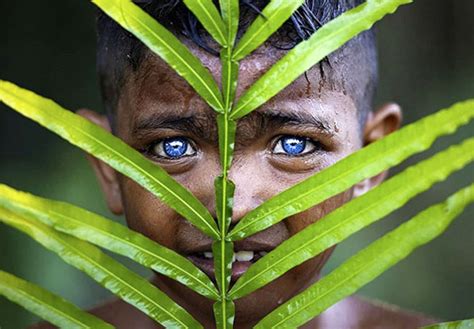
[116,45,358,143]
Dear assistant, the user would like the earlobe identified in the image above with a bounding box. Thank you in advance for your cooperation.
[354,103,402,197]
[76,109,124,215]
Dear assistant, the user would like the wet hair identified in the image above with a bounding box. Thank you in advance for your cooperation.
[96,0,377,127]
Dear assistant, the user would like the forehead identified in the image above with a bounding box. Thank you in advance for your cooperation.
[116,42,359,139]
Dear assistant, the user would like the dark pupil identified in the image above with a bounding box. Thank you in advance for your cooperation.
[164,138,188,158]
[282,136,306,155]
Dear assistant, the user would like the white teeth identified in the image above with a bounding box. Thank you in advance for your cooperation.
[203,252,213,259]
[259,251,268,257]
[235,251,254,262]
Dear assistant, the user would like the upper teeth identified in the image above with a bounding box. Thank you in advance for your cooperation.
[200,250,268,261]
[235,251,254,262]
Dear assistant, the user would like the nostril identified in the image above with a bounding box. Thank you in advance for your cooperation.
[228,220,238,233]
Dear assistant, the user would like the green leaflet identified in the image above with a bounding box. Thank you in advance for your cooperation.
[212,239,234,329]
[221,49,239,113]
[183,0,227,47]
[229,138,474,299]
[0,271,113,329]
[422,319,474,329]
[0,80,220,239]
[0,184,219,300]
[231,0,412,118]
[255,184,474,328]
[0,208,202,328]
[92,0,224,112]
[213,241,235,328]
[228,99,474,241]
[232,0,306,60]
[219,0,239,46]
[213,241,234,294]
[215,176,236,235]
[213,300,235,329]
[216,112,236,235]
[217,114,237,175]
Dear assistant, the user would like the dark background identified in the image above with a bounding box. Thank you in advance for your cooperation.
[0,1,473,327]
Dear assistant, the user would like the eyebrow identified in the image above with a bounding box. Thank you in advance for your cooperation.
[255,109,334,134]
[132,112,217,140]
[131,108,335,142]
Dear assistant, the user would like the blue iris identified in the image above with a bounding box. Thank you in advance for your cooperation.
[163,138,188,158]
[281,136,306,155]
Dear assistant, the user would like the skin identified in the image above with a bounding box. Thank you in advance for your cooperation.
[43,41,436,328]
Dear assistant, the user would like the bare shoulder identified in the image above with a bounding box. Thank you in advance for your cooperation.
[317,296,439,329]
[28,298,159,329]
[28,295,438,329]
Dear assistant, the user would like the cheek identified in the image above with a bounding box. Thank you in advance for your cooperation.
[283,189,354,279]
[119,177,181,250]
[117,157,219,251]
[287,190,353,235]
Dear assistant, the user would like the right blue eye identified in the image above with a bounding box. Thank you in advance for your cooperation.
[273,135,318,156]
[152,137,196,159]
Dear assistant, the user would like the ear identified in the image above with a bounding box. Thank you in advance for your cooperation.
[353,103,402,197]
[76,109,124,215]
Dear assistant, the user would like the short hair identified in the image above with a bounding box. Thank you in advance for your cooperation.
[96,0,377,127]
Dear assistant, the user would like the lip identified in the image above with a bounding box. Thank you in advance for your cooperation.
[188,256,252,282]
[179,226,287,282]
[182,239,277,254]
[187,250,267,282]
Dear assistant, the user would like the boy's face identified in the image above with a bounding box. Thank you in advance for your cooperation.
[83,41,401,325]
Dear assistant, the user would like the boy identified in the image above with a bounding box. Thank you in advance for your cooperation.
[43,0,436,328]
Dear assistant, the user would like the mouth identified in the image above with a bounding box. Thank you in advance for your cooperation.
[187,250,269,283]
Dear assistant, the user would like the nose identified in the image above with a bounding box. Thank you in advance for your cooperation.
[227,159,271,226]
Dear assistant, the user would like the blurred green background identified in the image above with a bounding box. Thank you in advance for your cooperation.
[0,1,473,327]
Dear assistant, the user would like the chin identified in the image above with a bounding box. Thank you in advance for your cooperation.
[152,250,331,327]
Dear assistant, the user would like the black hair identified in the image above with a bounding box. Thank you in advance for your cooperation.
[96,0,377,127]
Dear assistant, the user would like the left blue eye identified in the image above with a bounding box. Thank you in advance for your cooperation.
[152,137,196,159]
[273,135,317,156]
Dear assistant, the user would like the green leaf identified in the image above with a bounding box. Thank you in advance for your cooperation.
[0,80,220,239]
[219,0,239,46]
[255,184,474,328]
[92,0,224,112]
[213,299,235,329]
[232,0,305,60]
[217,114,237,175]
[221,49,239,112]
[0,270,114,329]
[230,0,412,119]
[422,319,474,329]
[216,114,236,234]
[215,176,235,235]
[228,99,474,241]
[0,184,219,301]
[183,0,227,47]
[213,241,235,328]
[229,138,474,299]
[0,208,203,328]
[213,241,234,294]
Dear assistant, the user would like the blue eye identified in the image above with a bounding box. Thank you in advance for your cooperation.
[152,137,196,159]
[273,135,318,156]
